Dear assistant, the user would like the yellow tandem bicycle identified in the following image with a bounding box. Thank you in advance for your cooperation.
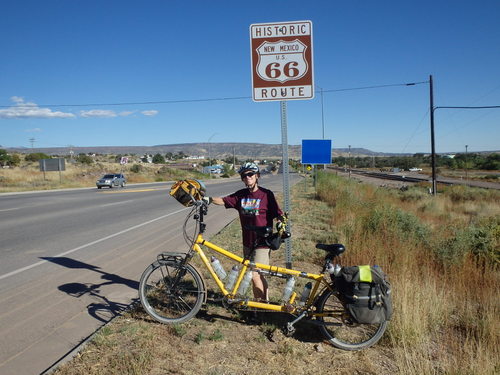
[138,182,388,351]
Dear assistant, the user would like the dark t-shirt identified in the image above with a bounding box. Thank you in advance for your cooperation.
[223,186,283,248]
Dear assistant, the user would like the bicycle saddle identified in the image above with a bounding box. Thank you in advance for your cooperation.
[316,243,346,257]
[244,225,273,238]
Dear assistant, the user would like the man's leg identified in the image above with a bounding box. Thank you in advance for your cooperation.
[252,248,271,301]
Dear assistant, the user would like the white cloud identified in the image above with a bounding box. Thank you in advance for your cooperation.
[1,96,158,120]
[11,96,24,104]
[119,111,135,117]
[80,109,117,118]
[0,97,75,119]
[141,110,159,116]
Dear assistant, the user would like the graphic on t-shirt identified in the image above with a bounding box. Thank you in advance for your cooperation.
[241,198,261,216]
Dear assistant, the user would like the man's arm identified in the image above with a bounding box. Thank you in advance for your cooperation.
[211,197,224,206]
[203,196,225,206]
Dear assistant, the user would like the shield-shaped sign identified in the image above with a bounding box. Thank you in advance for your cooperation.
[256,39,308,83]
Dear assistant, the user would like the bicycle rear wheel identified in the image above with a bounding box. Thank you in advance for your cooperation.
[139,260,205,324]
[316,289,388,350]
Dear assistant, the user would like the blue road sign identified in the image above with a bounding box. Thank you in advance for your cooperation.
[301,139,332,164]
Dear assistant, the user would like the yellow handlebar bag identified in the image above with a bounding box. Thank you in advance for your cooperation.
[169,179,206,206]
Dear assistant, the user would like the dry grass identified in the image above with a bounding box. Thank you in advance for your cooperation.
[0,161,205,193]
[315,172,500,375]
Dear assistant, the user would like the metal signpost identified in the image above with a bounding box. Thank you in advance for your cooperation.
[39,158,66,183]
[250,20,314,268]
[120,156,128,175]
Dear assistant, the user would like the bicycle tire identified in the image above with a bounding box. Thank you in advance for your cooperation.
[315,288,388,350]
[139,260,205,324]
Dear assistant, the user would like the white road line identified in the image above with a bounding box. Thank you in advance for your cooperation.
[0,207,189,281]
[99,200,135,207]
[0,207,21,212]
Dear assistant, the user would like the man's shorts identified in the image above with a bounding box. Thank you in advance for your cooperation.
[243,246,271,265]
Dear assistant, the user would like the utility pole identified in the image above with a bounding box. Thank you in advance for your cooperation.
[429,75,437,195]
[348,145,351,179]
[465,145,468,186]
[428,76,500,195]
[320,86,326,170]
[320,86,325,140]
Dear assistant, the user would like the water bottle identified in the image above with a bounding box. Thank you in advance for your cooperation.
[210,256,227,280]
[225,266,239,291]
[333,264,342,276]
[326,263,342,276]
[299,282,312,305]
[282,276,296,301]
[326,263,335,274]
[237,270,253,295]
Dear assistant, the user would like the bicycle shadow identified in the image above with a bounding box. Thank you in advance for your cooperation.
[41,256,139,323]
[197,291,323,344]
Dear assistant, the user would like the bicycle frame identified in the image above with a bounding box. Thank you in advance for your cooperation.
[140,198,388,350]
[191,233,333,314]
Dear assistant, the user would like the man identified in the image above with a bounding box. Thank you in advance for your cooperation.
[206,162,283,301]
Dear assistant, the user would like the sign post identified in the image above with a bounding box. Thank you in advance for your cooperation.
[39,158,66,183]
[250,20,314,268]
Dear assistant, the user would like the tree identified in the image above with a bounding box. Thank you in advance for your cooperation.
[0,149,11,166]
[10,154,21,166]
[152,153,166,164]
[479,154,500,170]
[25,152,50,162]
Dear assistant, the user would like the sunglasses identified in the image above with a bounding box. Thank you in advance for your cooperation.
[241,172,256,179]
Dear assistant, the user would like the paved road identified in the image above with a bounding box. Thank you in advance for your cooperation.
[0,174,299,375]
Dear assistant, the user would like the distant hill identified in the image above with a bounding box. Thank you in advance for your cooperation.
[5,143,497,160]
[4,143,409,159]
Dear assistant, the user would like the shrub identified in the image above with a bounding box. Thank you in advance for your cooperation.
[76,154,93,165]
[0,149,21,167]
[398,186,430,202]
[25,152,50,162]
[362,205,431,246]
[130,164,142,173]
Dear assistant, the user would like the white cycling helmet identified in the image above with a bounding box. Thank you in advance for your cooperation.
[237,162,259,175]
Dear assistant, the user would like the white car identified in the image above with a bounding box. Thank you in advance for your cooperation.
[409,168,423,172]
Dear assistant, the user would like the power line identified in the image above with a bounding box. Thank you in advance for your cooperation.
[435,105,500,110]
[320,81,428,94]
[0,96,251,108]
[0,80,428,109]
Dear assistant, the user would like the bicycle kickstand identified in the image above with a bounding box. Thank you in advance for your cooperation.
[285,311,308,336]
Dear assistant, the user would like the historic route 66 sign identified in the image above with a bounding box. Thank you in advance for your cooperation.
[250,21,314,101]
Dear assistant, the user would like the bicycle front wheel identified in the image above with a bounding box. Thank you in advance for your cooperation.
[316,289,388,350]
[139,260,205,324]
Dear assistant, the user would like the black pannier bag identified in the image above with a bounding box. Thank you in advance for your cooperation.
[334,265,392,324]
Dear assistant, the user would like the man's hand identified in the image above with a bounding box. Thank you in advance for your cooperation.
[276,213,291,239]
[202,197,212,205]
[276,221,284,232]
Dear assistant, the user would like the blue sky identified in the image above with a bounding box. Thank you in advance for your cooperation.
[1,0,499,154]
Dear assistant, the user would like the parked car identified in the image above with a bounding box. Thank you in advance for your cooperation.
[96,173,126,189]
[409,168,423,172]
